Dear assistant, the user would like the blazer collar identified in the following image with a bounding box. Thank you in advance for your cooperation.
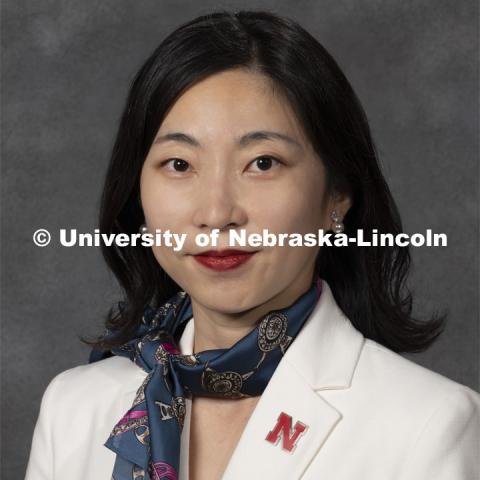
[284,279,365,390]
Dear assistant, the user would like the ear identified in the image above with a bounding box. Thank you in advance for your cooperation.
[331,191,352,220]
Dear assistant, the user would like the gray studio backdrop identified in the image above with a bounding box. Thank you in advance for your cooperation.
[2,0,478,477]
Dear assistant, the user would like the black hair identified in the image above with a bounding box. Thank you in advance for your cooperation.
[83,9,445,354]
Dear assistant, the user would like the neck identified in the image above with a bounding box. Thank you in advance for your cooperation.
[190,270,316,353]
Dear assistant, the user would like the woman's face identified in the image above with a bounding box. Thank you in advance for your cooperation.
[141,69,345,314]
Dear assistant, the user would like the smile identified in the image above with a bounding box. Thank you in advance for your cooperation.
[192,249,257,272]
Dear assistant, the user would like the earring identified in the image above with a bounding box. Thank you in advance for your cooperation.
[330,210,344,234]
[139,224,149,234]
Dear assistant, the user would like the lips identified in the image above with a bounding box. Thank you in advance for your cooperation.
[193,249,257,272]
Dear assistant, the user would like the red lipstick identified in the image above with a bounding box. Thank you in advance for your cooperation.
[193,249,257,272]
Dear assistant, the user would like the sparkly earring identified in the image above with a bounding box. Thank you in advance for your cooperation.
[330,210,344,234]
[139,224,149,234]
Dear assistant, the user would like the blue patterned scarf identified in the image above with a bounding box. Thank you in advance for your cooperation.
[89,276,322,480]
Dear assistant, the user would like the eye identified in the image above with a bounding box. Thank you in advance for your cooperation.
[248,155,281,172]
[161,158,191,172]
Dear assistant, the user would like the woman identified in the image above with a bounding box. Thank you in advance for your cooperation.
[25,9,479,480]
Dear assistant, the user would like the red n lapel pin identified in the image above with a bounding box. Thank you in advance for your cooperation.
[265,411,309,453]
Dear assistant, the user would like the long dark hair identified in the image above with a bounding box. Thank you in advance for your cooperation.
[83,9,445,354]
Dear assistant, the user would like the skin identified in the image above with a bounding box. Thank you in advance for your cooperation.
[140,68,350,354]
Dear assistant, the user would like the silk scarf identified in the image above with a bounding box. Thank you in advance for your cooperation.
[89,276,322,480]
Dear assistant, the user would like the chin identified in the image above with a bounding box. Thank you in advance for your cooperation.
[192,288,265,313]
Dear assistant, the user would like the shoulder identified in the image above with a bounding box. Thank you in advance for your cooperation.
[322,336,479,467]
[361,338,477,394]
[49,355,146,389]
[352,338,480,421]
[52,355,145,386]
[357,341,480,478]
[316,337,480,478]
[41,356,148,414]
[27,357,148,478]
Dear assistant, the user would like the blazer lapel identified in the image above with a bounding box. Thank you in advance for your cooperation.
[222,358,342,479]
[222,280,365,479]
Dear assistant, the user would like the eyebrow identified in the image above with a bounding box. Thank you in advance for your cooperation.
[153,130,302,148]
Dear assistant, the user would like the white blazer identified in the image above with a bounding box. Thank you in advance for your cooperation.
[25,281,480,479]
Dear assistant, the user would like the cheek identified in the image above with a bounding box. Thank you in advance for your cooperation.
[140,174,189,229]
[250,176,327,234]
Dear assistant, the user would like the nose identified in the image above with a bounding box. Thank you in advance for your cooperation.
[192,173,247,232]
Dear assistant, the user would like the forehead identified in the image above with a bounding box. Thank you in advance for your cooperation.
[157,69,308,144]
